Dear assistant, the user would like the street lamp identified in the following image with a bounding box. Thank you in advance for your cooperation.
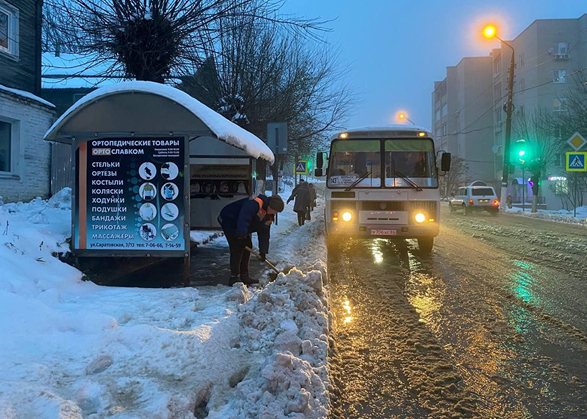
[483,24,515,210]
[398,112,415,126]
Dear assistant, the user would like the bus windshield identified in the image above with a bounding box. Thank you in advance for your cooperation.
[385,139,437,188]
[327,138,438,188]
[327,140,381,188]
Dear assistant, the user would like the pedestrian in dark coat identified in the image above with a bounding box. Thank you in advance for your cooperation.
[287,181,312,226]
[218,194,285,286]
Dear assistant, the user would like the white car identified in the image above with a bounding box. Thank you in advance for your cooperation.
[449,184,499,215]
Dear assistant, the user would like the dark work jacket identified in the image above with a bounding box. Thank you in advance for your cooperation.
[218,194,272,254]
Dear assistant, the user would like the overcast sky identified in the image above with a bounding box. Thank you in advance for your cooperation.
[282,0,586,130]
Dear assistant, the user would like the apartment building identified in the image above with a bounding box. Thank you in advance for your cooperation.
[432,57,495,186]
[491,14,587,209]
[433,14,587,208]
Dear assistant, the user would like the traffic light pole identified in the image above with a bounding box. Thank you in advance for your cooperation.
[499,39,515,210]
[522,165,525,212]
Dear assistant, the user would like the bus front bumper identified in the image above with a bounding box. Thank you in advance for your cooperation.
[326,222,439,239]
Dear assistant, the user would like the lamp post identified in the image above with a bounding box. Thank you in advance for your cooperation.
[398,112,416,126]
[484,25,515,210]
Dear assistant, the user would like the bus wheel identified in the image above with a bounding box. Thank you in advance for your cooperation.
[417,237,434,253]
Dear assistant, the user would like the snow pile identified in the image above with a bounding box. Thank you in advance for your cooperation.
[0,190,331,418]
[190,230,224,245]
[506,206,587,226]
[211,269,330,419]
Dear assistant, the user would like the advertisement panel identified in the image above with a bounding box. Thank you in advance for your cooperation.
[74,137,187,256]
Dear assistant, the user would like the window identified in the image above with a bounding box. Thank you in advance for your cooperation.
[519,53,525,68]
[557,42,568,55]
[553,98,568,112]
[0,120,11,172]
[435,108,441,122]
[472,188,495,196]
[384,139,438,187]
[442,104,448,117]
[327,140,381,188]
[553,153,564,167]
[494,56,502,76]
[494,106,502,125]
[519,105,525,117]
[519,78,525,92]
[0,2,18,57]
[441,123,447,136]
[494,82,502,103]
[553,69,567,83]
[73,93,87,102]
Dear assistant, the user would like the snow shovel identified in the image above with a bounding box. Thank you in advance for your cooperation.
[244,246,287,281]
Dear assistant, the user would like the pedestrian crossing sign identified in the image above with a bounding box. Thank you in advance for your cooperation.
[566,152,587,172]
[295,160,308,174]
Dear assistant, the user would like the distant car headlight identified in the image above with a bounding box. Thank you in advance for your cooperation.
[415,212,426,223]
[342,211,352,222]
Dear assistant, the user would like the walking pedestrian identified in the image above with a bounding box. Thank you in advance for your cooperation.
[287,180,312,226]
[218,194,285,286]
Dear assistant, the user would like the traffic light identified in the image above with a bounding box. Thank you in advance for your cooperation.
[513,140,529,165]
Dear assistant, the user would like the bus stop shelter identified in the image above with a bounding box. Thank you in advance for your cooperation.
[44,81,274,286]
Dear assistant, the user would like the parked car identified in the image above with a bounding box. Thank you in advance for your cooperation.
[449,184,499,215]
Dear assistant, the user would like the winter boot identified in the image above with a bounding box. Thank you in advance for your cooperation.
[228,275,241,287]
[240,273,259,286]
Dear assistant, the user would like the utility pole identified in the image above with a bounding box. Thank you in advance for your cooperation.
[501,47,515,210]
[483,25,515,210]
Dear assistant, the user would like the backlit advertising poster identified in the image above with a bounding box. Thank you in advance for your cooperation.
[74,137,187,256]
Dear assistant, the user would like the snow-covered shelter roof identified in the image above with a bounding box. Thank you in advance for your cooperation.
[44,81,274,163]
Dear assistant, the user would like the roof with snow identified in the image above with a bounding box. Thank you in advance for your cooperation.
[42,52,124,90]
[0,83,55,108]
[44,81,274,163]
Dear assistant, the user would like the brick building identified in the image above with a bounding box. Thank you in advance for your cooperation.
[0,0,55,202]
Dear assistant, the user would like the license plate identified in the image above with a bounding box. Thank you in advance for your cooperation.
[371,229,397,236]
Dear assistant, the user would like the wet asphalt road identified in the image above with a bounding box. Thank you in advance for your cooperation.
[328,206,587,419]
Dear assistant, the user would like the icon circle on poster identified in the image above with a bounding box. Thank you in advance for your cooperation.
[139,182,157,200]
[161,203,179,221]
[139,202,157,221]
[161,182,179,201]
[161,162,179,181]
[139,223,157,241]
[139,162,157,181]
[161,223,179,241]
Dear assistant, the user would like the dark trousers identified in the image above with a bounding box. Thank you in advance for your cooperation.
[295,210,306,226]
[226,235,252,277]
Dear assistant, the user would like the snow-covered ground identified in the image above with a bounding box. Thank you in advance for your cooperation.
[505,205,587,226]
[0,188,330,418]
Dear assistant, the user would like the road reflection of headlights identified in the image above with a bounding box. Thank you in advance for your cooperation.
[415,212,426,223]
[342,211,352,222]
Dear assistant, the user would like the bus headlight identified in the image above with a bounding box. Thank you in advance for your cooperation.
[342,211,352,222]
[415,213,426,223]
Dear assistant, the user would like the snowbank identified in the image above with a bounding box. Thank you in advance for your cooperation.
[505,206,587,226]
[0,189,331,418]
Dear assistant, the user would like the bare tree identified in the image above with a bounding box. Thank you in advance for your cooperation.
[43,0,329,82]
[514,109,563,212]
[538,70,587,212]
[439,156,469,199]
[179,14,353,160]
